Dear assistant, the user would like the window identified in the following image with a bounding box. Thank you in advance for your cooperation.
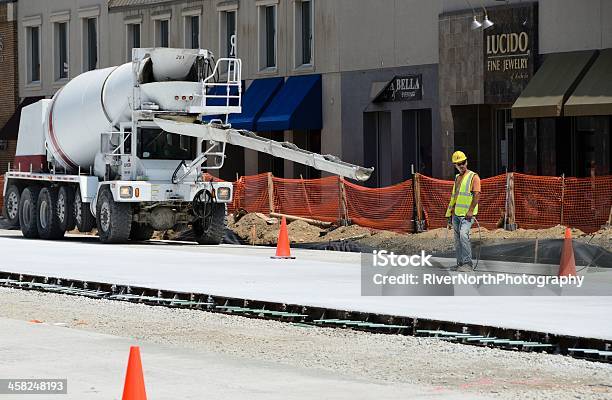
[26,25,41,83]
[126,23,141,61]
[138,129,196,160]
[219,10,236,58]
[0,140,8,151]
[54,22,69,80]
[295,0,313,66]
[184,15,200,49]
[156,19,169,47]
[258,4,276,70]
[83,18,98,71]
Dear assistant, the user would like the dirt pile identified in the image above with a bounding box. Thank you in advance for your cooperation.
[577,226,612,252]
[229,213,276,244]
[229,214,324,244]
[477,225,585,240]
[357,230,454,255]
[173,211,611,253]
[323,225,372,241]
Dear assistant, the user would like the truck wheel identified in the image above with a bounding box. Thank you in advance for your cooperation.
[37,187,65,240]
[74,188,95,233]
[96,187,132,244]
[3,185,21,228]
[18,186,41,239]
[57,186,76,232]
[129,223,155,241]
[192,203,227,245]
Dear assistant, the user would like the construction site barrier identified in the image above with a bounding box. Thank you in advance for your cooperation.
[210,172,611,234]
[1,173,609,234]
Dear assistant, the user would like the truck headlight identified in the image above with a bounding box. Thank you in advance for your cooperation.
[119,186,133,198]
[217,187,231,201]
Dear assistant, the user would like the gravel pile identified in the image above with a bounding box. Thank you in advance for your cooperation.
[1,287,610,400]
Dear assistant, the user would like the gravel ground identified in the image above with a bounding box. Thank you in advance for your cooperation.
[0,287,610,399]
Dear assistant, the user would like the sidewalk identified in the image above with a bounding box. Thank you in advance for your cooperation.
[0,318,478,400]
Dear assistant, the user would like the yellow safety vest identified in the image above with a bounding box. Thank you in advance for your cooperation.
[445,171,479,217]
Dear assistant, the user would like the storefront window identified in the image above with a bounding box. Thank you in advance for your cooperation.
[537,118,557,176]
[522,119,538,175]
[451,105,494,177]
[575,116,611,176]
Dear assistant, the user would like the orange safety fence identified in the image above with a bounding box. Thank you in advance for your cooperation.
[344,179,414,233]
[2,172,610,234]
[418,174,508,230]
[418,175,453,229]
[563,175,612,234]
[514,174,562,230]
[272,176,342,223]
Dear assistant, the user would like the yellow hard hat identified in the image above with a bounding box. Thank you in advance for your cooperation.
[451,151,467,164]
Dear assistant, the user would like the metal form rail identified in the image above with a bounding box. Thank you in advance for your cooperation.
[1,271,610,364]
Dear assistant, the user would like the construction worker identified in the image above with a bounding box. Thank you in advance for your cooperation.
[445,151,481,272]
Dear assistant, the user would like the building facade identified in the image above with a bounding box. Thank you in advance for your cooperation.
[0,0,19,174]
[13,0,612,184]
[17,0,110,99]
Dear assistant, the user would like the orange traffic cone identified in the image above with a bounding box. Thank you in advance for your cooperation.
[271,217,295,259]
[558,228,577,277]
[122,346,147,400]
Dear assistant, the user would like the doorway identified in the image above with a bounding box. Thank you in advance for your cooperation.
[363,111,392,187]
[402,109,433,178]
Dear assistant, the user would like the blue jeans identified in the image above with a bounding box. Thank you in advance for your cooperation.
[452,215,473,267]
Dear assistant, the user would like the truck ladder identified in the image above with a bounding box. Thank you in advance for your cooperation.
[154,118,373,182]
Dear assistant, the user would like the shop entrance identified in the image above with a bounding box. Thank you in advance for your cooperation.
[402,109,433,178]
[363,111,392,188]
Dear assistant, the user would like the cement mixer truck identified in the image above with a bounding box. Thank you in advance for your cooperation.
[3,48,372,244]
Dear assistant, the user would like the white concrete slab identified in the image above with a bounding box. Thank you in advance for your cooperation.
[1,233,611,340]
[0,318,478,399]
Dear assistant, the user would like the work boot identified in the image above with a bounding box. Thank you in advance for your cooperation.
[457,264,474,272]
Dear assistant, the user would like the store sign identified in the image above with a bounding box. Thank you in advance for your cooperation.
[484,3,538,104]
[374,75,422,102]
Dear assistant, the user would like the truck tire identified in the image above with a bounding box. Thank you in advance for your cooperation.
[18,186,41,239]
[74,188,95,233]
[129,223,155,241]
[96,187,132,244]
[37,187,65,240]
[57,186,76,232]
[3,185,21,228]
[192,203,227,245]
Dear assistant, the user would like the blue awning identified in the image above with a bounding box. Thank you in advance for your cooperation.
[228,77,284,130]
[256,74,322,131]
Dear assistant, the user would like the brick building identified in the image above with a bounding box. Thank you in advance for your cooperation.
[0,0,19,174]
